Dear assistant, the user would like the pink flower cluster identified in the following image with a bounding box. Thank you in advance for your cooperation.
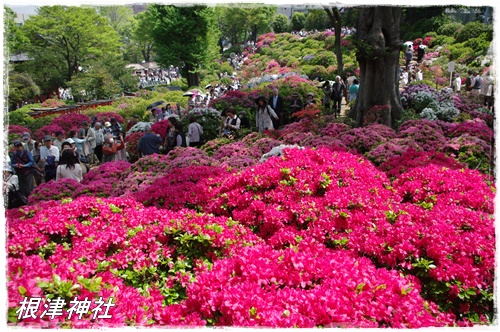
[50,114,91,134]
[6,145,495,327]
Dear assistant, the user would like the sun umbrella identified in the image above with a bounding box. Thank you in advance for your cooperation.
[127,122,154,136]
[183,91,195,97]
[205,84,212,89]
[146,100,165,110]
[404,41,413,47]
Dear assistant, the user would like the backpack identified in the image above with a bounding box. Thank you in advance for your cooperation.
[465,76,472,89]
[473,77,482,89]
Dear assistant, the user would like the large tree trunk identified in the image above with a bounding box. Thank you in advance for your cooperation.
[324,7,344,75]
[348,7,404,128]
[184,62,200,87]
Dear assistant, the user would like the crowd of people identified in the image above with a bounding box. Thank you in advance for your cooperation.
[138,65,181,88]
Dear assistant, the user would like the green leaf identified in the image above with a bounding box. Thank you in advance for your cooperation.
[18,286,27,295]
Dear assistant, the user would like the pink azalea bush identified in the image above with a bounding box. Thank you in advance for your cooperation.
[92,112,124,124]
[378,149,465,179]
[27,179,83,204]
[50,114,91,135]
[7,196,261,327]
[135,166,230,210]
[34,124,65,141]
[6,145,495,327]
[151,120,170,140]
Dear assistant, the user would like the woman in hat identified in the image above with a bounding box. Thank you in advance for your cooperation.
[255,95,278,132]
[306,92,316,105]
[290,93,303,123]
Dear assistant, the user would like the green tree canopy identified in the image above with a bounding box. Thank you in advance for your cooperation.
[290,12,306,31]
[148,4,220,87]
[273,13,289,33]
[218,4,276,45]
[19,6,121,92]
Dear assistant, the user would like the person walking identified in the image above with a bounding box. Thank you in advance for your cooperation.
[453,73,462,94]
[255,96,278,132]
[348,79,360,102]
[188,115,204,147]
[268,88,284,128]
[321,81,332,114]
[471,72,482,102]
[137,123,162,156]
[331,76,346,115]
[10,140,35,197]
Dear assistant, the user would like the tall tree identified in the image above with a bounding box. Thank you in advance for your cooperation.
[218,4,276,45]
[132,11,156,63]
[290,12,306,31]
[4,6,28,54]
[273,14,290,33]
[19,6,121,92]
[148,5,220,87]
[323,7,344,75]
[348,7,404,128]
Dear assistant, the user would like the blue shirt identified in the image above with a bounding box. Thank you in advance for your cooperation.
[138,132,162,156]
[11,149,35,172]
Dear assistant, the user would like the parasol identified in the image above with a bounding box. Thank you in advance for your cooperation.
[182,91,195,97]
[146,100,165,110]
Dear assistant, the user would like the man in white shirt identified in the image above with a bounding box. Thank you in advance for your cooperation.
[40,135,60,182]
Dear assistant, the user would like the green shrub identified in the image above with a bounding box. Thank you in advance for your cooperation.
[455,21,492,43]
[169,78,188,91]
[310,51,336,68]
[437,22,464,37]
[432,35,455,47]
[464,33,491,56]
[7,108,34,127]
[447,44,475,63]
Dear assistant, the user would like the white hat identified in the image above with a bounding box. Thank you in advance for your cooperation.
[104,122,111,128]
[3,163,13,173]
[66,138,75,144]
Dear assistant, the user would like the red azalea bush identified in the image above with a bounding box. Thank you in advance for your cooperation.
[362,105,390,126]
[365,138,419,166]
[135,166,230,210]
[92,112,124,125]
[124,132,143,163]
[444,134,492,173]
[8,124,30,137]
[182,240,456,328]
[41,98,66,108]
[34,124,65,141]
[50,114,91,134]
[151,120,170,140]
[378,149,465,178]
[203,148,395,245]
